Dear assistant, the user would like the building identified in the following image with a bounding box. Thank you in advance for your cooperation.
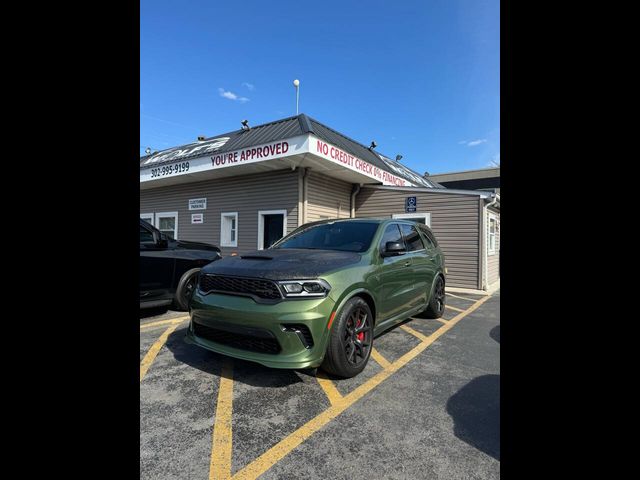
[140,114,500,291]
[427,167,500,193]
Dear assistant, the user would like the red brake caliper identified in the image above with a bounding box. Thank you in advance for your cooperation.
[356,316,364,341]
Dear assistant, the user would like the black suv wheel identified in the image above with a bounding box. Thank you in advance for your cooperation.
[321,297,373,378]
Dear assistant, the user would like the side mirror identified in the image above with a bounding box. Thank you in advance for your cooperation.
[382,241,406,257]
[153,231,168,248]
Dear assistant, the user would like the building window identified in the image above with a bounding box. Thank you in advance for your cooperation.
[155,212,178,239]
[392,212,431,227]
[488,215,497,255]
[140,213,154,225]
[221,212,238,247]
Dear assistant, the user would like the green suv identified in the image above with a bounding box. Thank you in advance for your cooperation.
[186,218,446,378]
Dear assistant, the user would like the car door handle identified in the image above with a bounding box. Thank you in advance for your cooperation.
[404,261,411,267]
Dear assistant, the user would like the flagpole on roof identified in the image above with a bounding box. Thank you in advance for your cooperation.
[293,79,300,115]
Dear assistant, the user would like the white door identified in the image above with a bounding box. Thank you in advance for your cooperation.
[258,210,287,249]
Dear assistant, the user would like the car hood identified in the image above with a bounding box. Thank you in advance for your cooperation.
[173,239,220,252]
[200,248,362,280]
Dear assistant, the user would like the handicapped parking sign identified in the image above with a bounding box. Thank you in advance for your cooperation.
[405,196,417,212]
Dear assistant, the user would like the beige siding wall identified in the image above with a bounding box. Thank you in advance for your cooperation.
[306,171,352,222]
[486,207,500,285]
[140,170,299,256]
[355,188,481,289]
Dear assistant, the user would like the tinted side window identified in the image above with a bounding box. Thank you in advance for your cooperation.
[424,229,438,247]
[400,224,425,252]
[418,227,435,249]
[379,224,404,251]
[140,225,154,243]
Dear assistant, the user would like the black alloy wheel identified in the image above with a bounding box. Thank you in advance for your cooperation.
[424,276,446,319]
[342,306,372,367]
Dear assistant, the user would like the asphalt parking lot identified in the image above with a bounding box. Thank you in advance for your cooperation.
[140,290,500,480]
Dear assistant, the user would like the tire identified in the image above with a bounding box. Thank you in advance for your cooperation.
[423,275,445,319]
[174,268,201,311]
[321,297,373,378]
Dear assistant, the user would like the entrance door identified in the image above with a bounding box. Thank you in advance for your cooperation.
[258,210,287,249]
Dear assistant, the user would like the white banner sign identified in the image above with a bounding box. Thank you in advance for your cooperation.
[140,135,309,183]
[308,135,413,187]
[140,133,415,187]
[189,198,207,210]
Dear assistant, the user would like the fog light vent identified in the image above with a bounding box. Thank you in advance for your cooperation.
[282,324,314,349]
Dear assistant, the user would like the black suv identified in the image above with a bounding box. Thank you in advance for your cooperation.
[140,218,221,310]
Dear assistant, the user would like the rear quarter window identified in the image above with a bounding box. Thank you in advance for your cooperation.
[419,227,438,248]
[400,224,425,252]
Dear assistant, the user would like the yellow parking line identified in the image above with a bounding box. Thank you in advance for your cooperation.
[210,359,234,480]
[445,304,465,313]
[435,318,448,324]
[140,316,189,330]
[370,348,391,368]
[315,371,343,405]
[140,320,186,381]
[400,324,430,342]
[231,295,491,480]
[446,292,477,302]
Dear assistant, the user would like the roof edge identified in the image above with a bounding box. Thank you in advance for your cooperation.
[361,184,496,198]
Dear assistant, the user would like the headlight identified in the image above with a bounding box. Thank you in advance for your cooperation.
[277,279,331,298]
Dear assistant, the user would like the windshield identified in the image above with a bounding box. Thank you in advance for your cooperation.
[273,222,380,253]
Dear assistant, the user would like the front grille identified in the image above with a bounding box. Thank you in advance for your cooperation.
[199,275,282,300]
[193,321,281,354]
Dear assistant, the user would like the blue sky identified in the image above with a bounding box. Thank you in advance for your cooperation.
[141,0,499,175]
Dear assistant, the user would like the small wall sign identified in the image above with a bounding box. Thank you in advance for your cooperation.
[405,196,417,213]
[191,214,204,224]
[189,198,207,210]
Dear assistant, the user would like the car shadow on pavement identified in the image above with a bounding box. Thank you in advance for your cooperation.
[446,374,500,461]
[164,329,305,389]
[490,325,500,344]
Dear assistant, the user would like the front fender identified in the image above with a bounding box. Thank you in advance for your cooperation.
[328,284,379,326]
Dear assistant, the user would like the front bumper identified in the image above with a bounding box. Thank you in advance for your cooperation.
[186,291,336,369]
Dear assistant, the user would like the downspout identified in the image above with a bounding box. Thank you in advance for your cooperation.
[350,183,362,218]
[302,167,310,224]
[482,193,499,290]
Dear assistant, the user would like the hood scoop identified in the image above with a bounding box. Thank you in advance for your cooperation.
[240,255,273,260]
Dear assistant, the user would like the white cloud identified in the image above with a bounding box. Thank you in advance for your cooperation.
[459,139,487,147]
[218,88,249,103]
[241,82,255,91]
